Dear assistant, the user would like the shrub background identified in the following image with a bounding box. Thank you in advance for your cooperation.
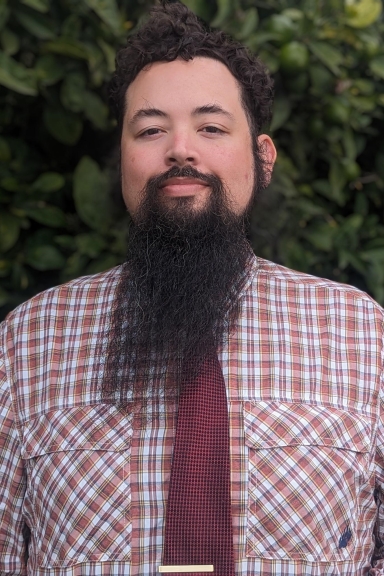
[1,0,384,321]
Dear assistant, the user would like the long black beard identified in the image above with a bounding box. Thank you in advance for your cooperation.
[100,166,253,410]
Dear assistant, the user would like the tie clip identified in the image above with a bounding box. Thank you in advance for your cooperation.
[159,565,214,573]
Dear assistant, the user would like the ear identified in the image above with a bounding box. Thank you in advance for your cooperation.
[257,134,277,186]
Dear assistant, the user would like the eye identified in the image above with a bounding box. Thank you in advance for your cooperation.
[200,125,225,134]
[138,127,163,137]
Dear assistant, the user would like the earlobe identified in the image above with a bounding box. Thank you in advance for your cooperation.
[257,134,277,186]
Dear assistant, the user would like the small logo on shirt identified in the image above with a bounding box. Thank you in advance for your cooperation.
[338,525,352,549]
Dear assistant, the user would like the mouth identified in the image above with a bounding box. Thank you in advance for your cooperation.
[160,177,210,197]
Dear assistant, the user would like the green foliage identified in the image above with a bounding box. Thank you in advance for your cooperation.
[242,0,384,304]
[1,0,384,319]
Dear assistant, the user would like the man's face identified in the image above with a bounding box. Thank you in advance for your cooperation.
[120,57,276,216]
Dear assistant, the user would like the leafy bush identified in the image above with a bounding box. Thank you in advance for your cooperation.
[1,0,384,320]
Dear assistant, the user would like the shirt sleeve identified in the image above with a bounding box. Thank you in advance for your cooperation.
[372,351,384,575]
[0,324,28,575]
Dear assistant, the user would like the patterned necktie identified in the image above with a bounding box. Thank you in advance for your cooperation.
[161,352,235,575]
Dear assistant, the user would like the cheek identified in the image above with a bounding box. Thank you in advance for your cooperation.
[121,154,142,188]
[228,163,253,189]
[238,149,255,188]
[245,169,254,187]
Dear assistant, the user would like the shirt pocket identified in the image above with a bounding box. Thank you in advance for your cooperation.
[21,404,133,568]
[243,401,371,563]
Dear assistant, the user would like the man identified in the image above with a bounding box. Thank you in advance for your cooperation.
[1,2,384,575]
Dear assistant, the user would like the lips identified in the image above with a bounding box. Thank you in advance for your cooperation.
[160,177,209,197]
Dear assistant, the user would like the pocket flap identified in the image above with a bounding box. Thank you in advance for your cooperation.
[21,404,133,458]
[243,401,371,453]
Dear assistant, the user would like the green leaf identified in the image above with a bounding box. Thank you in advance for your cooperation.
[61,252,88,280]
[312,179,333,200]
[1,28,20,55]
[280,41,309,73]
[338,249,365,274]
[21,0,49,13]
[309,64,334,93]
[44,106,83,145]
[341,213,363,231]
[361,248,384,262]
[25,244,66,270]
[35,55,64,86]
[0,259,11,278]
[358,29,380,57]
[281,8,304,21]
[14,8,55,40]
[61,14,82,38]
[86,253,120,274]
[285,71,309,94]
[246,31,279,48]
[82,41,105,86]
[305,223,334,251]
[237,8,259,40]
[1,176,19,191]
[276,152,299,179]
[0,1,9,32]
[59,74,109,128]
[345,0,382,28]
[353,78,375,95]
[54,235,76,251]
[308,41,344,75]
[182,0,211,19]
[266,14,296,44]
[376,152,384,179]
[82,0,123,34]
[31,172,65,193]
[83,91,109,129]
[354,192,369,216]
[350,113,372,130]
[43,38,89,60]
[348,95,376,112]
[370,56,384,80]
[76,232,107,258]
[280,238,312,272]
[0,287,9,307]
[296,198,326,216]
[342,128,357,161]
[0,136,11,162]
[11,262,29,292]
[211,0,231,27]
[269,163,297,198]
[329,159,347,205]
[25,205,67,228]
[60,72,86,113]
[0,51,37,95]
[97,38,116,74]
[259,49,279,74]
[73,156,112,231]
[0,213,20,253]
[325,97,350,125]
[270,97,292,132]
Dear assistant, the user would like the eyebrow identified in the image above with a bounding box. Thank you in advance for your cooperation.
[128,107,168,126]
[128,103,234,126]
[192,104,234,121]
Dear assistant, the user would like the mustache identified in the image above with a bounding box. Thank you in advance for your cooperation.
[146,165,220,189]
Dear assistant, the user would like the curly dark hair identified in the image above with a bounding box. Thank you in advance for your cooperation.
[109,1,274,138]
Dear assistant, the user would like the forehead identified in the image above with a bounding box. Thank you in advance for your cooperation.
[124,57,245,119]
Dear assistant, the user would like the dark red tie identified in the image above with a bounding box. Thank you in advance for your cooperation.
[161,352,235,575]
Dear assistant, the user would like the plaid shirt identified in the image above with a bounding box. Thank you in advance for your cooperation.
[1,255,384,576]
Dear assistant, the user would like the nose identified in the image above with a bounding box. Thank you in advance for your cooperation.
[165,130,199,167]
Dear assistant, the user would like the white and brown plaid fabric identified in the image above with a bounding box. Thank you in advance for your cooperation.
[1,255,384,575]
